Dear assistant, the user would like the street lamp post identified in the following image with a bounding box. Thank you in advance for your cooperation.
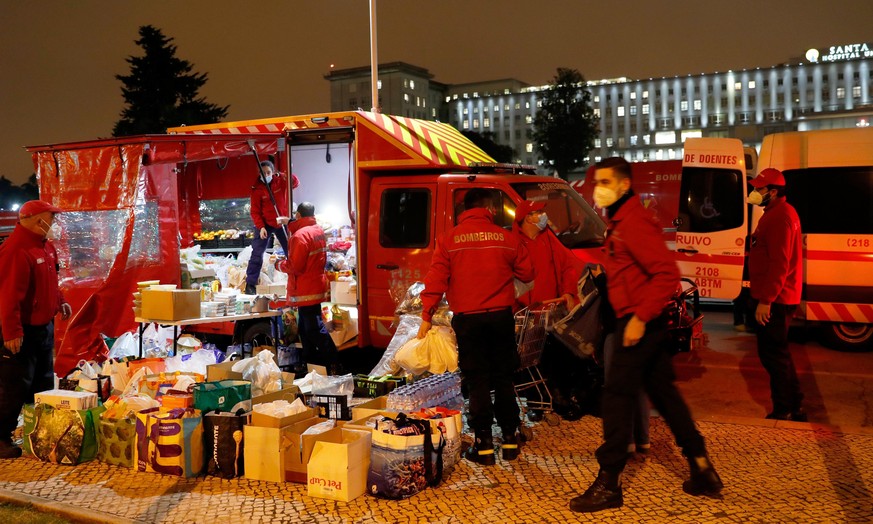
[369,0,379,113]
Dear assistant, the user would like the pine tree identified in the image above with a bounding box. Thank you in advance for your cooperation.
[533,68,599,179]
[112,25,229,136]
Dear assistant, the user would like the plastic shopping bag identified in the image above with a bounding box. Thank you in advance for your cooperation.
[394,337,429,376]
[549,267,604,359]
[424,326,458,375]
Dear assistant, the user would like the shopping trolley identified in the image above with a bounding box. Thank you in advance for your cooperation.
[513,301,562,439]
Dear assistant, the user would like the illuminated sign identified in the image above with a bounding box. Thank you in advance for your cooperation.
[806,42,872,63]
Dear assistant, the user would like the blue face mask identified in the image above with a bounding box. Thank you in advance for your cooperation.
[536,213,549,230]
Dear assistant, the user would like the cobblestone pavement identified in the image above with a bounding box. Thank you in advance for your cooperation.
[1,415,872,524]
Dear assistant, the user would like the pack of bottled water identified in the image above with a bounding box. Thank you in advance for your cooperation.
[386,372,464,412]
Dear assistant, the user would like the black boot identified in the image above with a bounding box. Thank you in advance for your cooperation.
[0,440,22,460]
[465,433,495,466]
[569,470,623,513]
[244,283,257,295]
[501,430,521,461]
[682,455,723,496]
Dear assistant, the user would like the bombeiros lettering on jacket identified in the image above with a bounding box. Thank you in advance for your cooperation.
[453,231,505,243]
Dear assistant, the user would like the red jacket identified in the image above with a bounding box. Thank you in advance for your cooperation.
[421,208,535,321]
[516,228,583,306]
[604,197,679,322]
[250,174,289,230]
[278,217,329,307]
[749,197,803,305]
[0,224,66,339]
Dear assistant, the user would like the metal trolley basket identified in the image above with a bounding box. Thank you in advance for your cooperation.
[513,302,562,438]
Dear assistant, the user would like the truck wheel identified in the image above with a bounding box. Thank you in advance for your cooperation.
[820,322,873,353]
[239,320,273,347]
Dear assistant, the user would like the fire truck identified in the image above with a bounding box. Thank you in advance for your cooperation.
[28,111,606,374]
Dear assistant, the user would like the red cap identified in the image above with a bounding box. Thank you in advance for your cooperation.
[291,174,300,189]
[19,200,63,218]
[749,168,786,188]
[515,200,546,223]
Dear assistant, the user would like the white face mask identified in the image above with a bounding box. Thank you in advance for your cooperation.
[39,218,62,240]
[536,213,549,230]
[264,175,273,185]
[593,186,621,208]
[748,189,770,207]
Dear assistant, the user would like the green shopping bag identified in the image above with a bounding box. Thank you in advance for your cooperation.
[97,413,137,468]
[27,403,104,465]
[192,380,252,413]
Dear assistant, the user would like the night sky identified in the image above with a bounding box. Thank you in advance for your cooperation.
[1,0,870,185]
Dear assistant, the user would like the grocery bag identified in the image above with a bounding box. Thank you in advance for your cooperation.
[27,403,104,465]
[394,337,429,376]
[135,407,204,477]
[548,267,604,359]
[20,404,38,456]
[192,380,252,413]
[138,371,205,399]
[97,413,137,468]
[202,410,247,479]
[413,407,463,470]
[366,414,445,499]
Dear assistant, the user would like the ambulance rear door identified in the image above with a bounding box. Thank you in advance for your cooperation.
[675,138,748,300]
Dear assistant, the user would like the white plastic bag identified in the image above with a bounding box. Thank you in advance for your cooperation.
[426,326,458,374]
[232,350,282,397]
[108,332,139,360]
[395,337,429,376]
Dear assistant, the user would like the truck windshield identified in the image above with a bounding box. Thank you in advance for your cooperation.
[678,167,744,233]
[511,182,606,249]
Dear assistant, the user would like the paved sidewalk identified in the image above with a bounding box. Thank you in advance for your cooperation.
[1,415,872,523]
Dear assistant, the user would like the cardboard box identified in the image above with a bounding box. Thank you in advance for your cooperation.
[330,281,357,306]
[344,410,395,433]
[251,406,316,429]
[285,418,341,483]
[307,428,372,502]
[244,424,293,483]
[350,396,391,421]
[329,306,358,346]
[33,389,98,410]
[251,385,301,407]
[189,269,216,280]
[207,361,294,387]
[141,289,201,321]
[256,284,286,295]
[206,361,240,382]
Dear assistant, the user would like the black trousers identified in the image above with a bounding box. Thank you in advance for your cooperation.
[597,315,705,473]
[452,308,520,436]
[752,301,802,414]
[297,304,338,368]
[0,323,54,442]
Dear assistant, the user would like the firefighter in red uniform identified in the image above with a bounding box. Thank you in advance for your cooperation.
[276,202,338,374]
[513,199,587,420]
[747,168,805,421]
[245,160,297,295]
[417,188,535,465]
[570,158,721,513]
[0,200,72,459]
